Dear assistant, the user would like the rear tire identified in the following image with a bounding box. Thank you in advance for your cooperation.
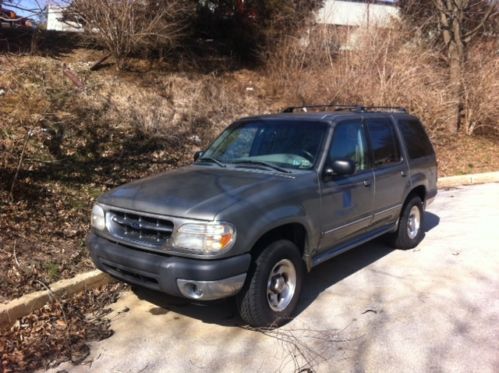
[237,240,304,328]
[387,195,425,249]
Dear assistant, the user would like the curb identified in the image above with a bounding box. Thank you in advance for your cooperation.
[438,171,499,188]
[0,270,113,330]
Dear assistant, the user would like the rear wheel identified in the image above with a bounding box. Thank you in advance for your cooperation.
[237,240,304,327]
[388,195,425,249]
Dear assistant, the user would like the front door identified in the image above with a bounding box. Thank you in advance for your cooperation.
[319,119,374,252]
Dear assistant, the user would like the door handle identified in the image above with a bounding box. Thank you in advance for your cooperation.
[363,180,371,187]
[401,170,407,177]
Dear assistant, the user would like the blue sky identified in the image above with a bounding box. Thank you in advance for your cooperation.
[3,0,50,17]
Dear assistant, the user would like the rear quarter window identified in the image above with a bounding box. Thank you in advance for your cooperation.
[397,119,434,159]
[366,118,401,167]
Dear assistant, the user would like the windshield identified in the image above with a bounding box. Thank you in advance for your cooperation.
[200,121,328,170]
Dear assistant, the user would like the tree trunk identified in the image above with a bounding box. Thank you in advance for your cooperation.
[447,45,465,134]
[435,0,467,134]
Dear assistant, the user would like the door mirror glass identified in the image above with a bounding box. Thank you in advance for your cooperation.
[331,159,356,176]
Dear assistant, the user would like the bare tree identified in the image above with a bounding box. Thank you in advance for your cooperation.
[434,0,497,133]
[1,0,46,25]
[401,0,498,134]
[65,0,193,70]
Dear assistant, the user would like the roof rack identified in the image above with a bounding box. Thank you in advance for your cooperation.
[282,104,407,114]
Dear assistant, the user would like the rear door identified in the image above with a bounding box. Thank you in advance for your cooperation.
[365,117,410,227]
[319,119,374,251]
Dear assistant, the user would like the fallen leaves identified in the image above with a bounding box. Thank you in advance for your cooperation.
[0,283,124,372]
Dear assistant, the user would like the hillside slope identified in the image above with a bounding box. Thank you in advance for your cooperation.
[0,50,497,300]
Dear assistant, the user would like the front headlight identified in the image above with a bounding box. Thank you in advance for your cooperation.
[172,222,236,255]
[91,204,106,230]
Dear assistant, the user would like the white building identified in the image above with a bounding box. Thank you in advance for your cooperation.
[309,1,400,50]
[46,4,83,32]
[316,0,400,27]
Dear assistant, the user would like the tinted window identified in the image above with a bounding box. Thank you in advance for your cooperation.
[398,119,434,159]
[366,118,401,167]
[329,120,369,172]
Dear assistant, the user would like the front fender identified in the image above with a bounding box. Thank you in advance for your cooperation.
[243,205,319,269]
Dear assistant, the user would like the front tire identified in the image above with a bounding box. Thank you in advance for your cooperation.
[388,195,425,249]
[237,240,304,328]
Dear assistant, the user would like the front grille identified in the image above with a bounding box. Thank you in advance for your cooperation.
[107,210,174,249]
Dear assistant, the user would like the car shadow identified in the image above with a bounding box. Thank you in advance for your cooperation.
[132,211,440,327]
[424,211,440,232]
[132,286,242,327]
[295,240,393,316]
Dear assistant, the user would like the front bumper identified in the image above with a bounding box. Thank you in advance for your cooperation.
[87,232,251,300]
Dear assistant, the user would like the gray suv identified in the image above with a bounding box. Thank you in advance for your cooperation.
[87,105,437,327]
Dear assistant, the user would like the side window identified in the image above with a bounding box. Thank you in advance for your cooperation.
[397,119,434,159]
[366,118,401,167]
[329,120,369,173]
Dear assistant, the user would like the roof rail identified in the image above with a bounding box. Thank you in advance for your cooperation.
[360,106,407,113]
[282,104,407,114]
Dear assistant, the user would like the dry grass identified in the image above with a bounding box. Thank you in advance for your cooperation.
[265,23,498,138]
[265,25,498,173]
[433,133,499,176]
[463,42,499,136]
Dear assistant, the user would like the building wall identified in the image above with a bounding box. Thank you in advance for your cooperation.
[316,0,399,27]
[46,5,83,32]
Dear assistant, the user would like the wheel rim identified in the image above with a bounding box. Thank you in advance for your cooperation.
[407,205,421,240]
[266,259,297,312]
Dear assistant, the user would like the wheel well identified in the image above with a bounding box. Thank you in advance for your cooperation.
[407,185,426,204]
[251,223,307,259]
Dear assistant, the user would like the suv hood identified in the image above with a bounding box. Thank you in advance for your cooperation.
[98,165,293,220]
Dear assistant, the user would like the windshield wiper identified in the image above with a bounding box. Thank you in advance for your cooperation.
[198,156,226,168]
[232,160,291,174]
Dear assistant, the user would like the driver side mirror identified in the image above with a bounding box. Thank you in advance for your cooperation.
[323,159,356,180]
[194,151,204,161]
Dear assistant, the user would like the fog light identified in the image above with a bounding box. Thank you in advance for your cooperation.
[178,281,204,299]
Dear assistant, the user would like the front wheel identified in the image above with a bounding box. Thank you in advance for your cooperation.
[237,240,304,327]
[388,195,425,249]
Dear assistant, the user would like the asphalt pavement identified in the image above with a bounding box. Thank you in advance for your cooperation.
[50,183,499,373]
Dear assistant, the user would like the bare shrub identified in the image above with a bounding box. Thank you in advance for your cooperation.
[65,0,193,69]
[463,42,499,136]
[265,23,474,136]
[400,0,498,133]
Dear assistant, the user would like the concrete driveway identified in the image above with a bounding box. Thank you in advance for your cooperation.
[53,183,499,373]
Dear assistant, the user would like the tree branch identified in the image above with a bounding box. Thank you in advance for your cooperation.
[464,3,497,41]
